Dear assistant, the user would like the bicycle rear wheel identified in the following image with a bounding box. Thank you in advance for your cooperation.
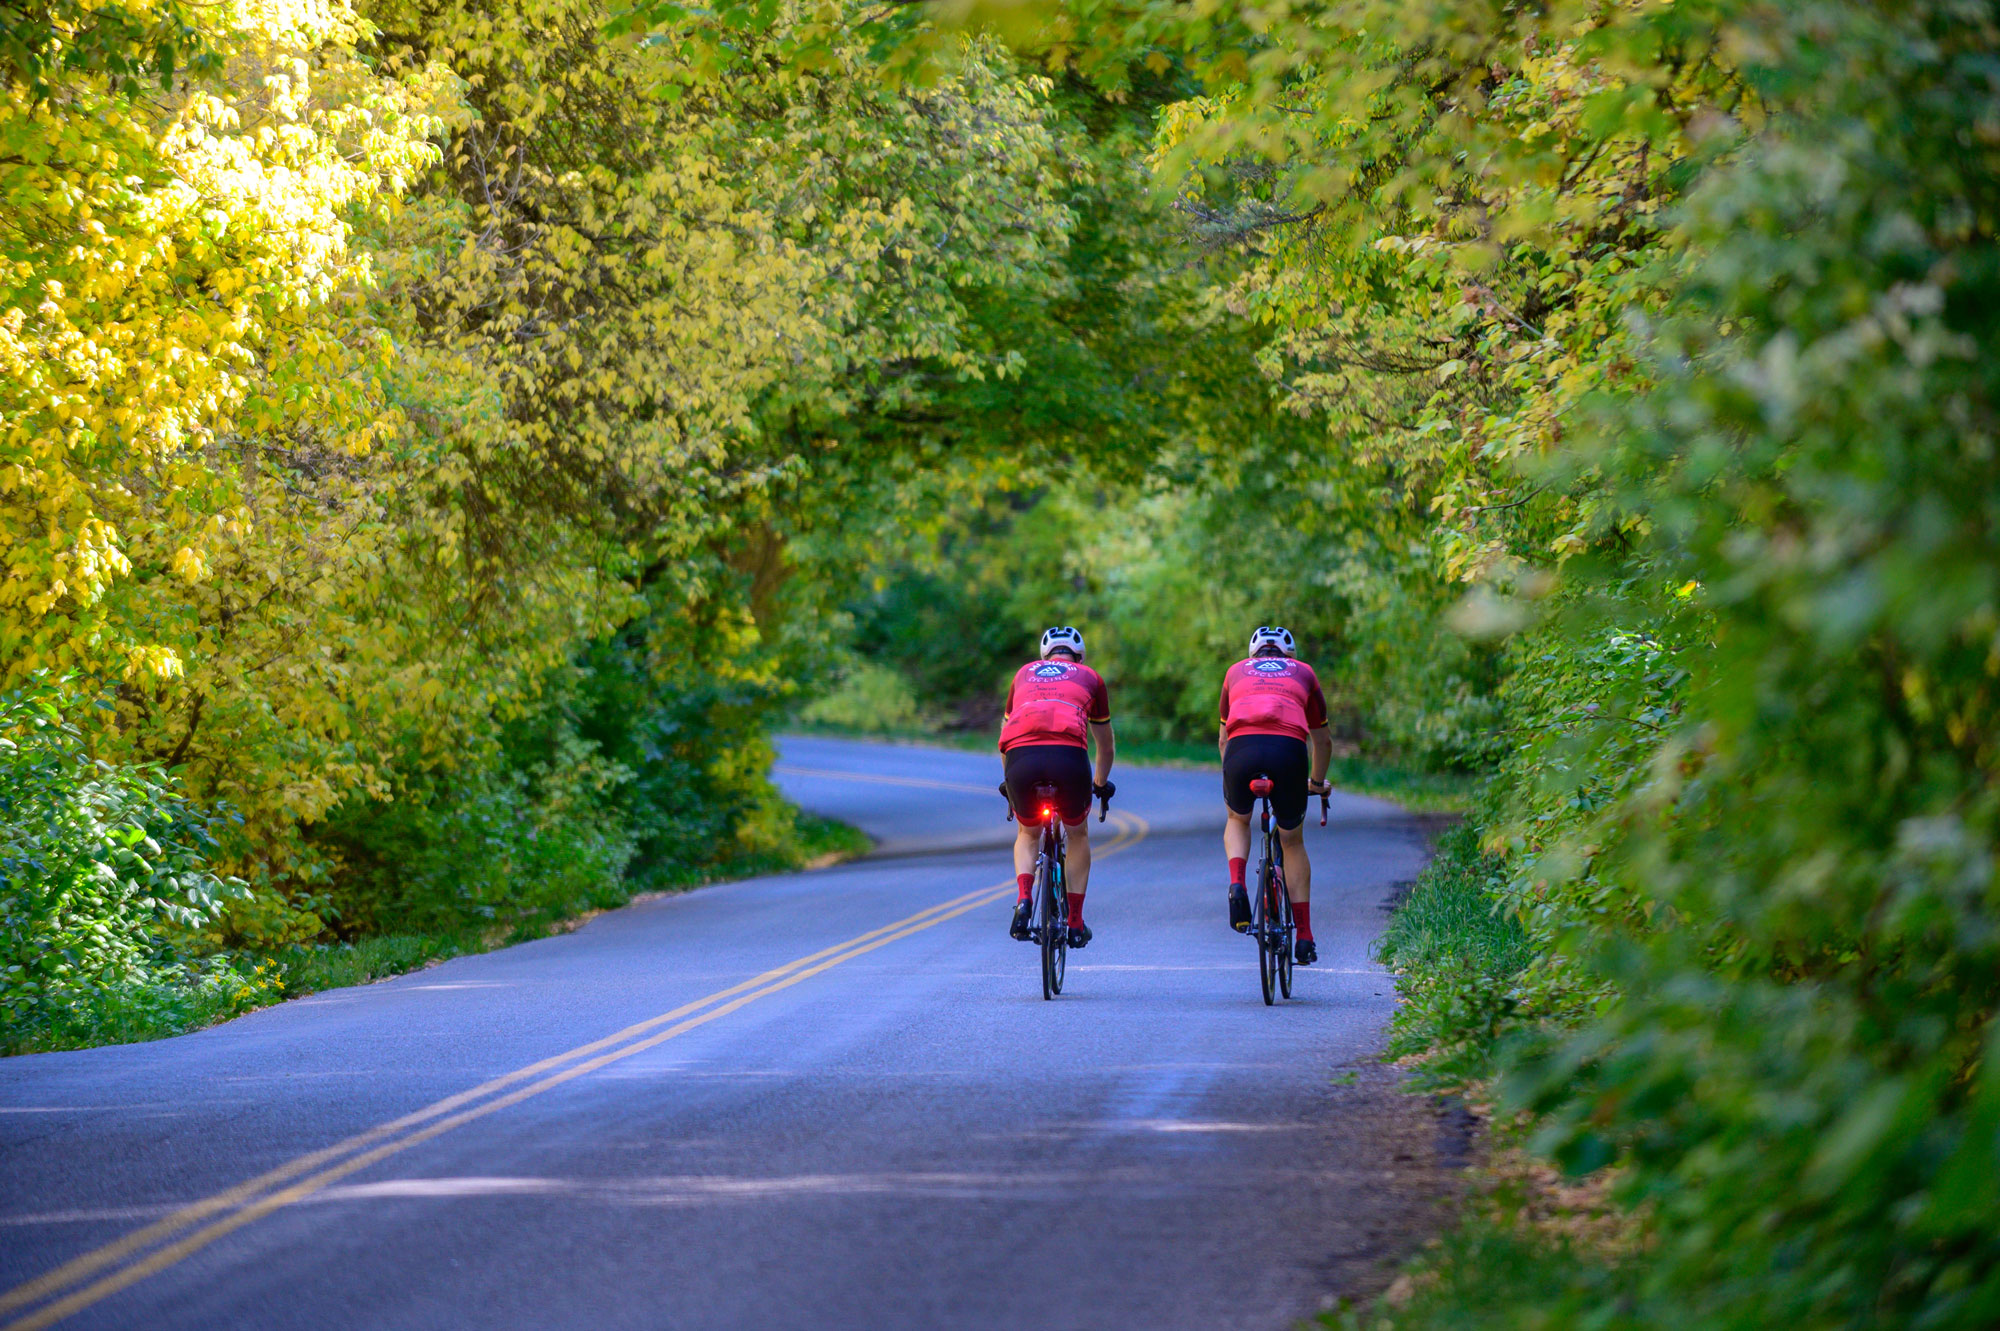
[1256,857,1277,1006]
[1040,861,1066,999]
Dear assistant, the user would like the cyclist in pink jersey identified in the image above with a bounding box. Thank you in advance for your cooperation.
[1218,626,1332,965]
[999,626,1115,947]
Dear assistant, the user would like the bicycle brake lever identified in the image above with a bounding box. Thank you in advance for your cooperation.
[1320,791,1330,827]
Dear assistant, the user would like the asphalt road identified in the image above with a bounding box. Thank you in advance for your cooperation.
[1,736,1454,1331]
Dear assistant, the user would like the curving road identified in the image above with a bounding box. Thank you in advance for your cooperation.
[1,736,1454,1331]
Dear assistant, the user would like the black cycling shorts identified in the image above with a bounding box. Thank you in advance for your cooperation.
[1223,733,1310,830]
[1004,743,1093,826]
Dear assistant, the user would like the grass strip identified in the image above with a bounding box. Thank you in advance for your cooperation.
[1325,1205,1635,1331]
[1326,821,1647,1331]
[1374,821,1533,1088]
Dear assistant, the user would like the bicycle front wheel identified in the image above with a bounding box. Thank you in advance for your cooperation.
[1040,862,1067,999]
[1256,860,1277,1006]
[1048,911,1064,995]
[1048,919,1066,996]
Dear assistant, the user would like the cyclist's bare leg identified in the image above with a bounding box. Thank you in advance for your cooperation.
[1223,810,1252,863]
[1064,817,1090,898]
[1278,821,1311,902]
[1221,809,1254,930]
[1013,820,1039,881]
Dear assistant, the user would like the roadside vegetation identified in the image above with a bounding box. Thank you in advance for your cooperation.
[8,2,2000,1326]
[1,0,1100,1052]
[964,4,1997,1329]
[766,2,2000,1327]
[3,667,868,1053]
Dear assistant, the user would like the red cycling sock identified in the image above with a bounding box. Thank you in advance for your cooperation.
[1228,857,1247,887]
[1292,900,1312,940]
[1016,873,1034,902]
[1067,894,1086,928]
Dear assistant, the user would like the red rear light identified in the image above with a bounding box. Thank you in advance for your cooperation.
[1041,804,1054,820]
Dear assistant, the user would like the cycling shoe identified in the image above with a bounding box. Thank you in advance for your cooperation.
[1294,936,1318,965]
[1228,885,1252,933]
[1009,900,1032,941]
[1068,920,1093,949]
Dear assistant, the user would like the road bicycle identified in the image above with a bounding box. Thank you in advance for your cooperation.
[1245,775,1328,1006]
[1000,779,1113,1000]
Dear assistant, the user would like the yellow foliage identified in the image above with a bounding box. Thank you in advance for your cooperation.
[3,0,1073,876]
[1,0,451,657]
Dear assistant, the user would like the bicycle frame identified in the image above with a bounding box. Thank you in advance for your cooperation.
[997,776,1110,1000]
[1026,784,1069,999]
[1248,776,1295,1004]
[1029,807,1067,944]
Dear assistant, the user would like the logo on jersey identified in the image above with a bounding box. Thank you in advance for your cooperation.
[1033,663,1069,679]
[1253,659,1291,674]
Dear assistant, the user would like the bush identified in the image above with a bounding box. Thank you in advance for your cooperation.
[797,660,939,733]
[1376,822,1532,1088]
[846,568,1027,717]
[1361,6,2000,1327]
[313,624,809,936]
[0,677,255,1050]
[13,954,285,1055]
[310,724,637,939]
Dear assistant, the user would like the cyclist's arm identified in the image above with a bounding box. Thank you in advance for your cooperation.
[1088,719,1115,786]
[1217,723,1228,764]
[1308,725,1333,792]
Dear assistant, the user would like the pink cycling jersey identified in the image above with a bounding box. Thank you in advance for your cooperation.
[998,659,1111,752]
[1219,656,1328,744]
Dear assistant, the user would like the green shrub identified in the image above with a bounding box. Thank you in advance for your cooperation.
[563,627,804,886]
[846,568,1026,716]
[1472,6,2000,1327]
[12,954,283,1055]
[313,724,637,939]
[1376,822,1532,1087]
[0,677,255,1050]
[312,622,813,936]
[797,660,939,733]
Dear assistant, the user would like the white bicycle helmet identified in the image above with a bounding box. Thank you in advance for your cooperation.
[1248,625,1296,658]
[1039,625,1086,660]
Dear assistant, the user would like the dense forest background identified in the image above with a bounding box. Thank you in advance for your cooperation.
[7,0,2000,1325]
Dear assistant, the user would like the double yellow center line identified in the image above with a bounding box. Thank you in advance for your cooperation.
[2,793,1146,1331]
